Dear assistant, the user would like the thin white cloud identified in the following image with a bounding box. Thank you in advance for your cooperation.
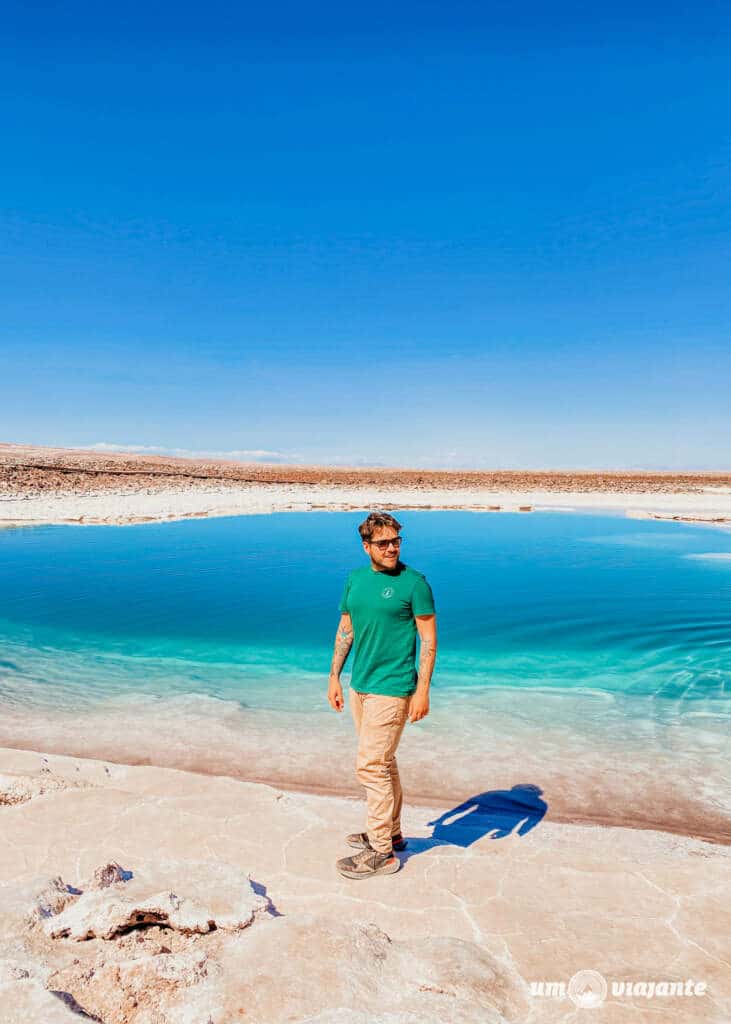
[78,442,394,468]
[684,553,731,562]
[80,442,295,462]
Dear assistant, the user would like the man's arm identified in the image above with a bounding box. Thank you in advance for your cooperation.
[408,613,437,723]
[328,612,353,712]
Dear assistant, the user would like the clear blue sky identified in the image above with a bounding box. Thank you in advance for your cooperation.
[2,1,730,470]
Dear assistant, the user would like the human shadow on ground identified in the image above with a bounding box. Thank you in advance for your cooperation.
[400,784,547,862]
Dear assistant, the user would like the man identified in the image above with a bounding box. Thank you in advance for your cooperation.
[328,511,437,880]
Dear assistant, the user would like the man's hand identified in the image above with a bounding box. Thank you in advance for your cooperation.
[328,676,344,712]
[407,685,429,723]
[329,613,352,711]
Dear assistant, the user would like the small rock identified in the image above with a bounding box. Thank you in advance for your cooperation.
[47,949,216,1023]
[0,960,31,982]
[89,862,129,890]
[31,876,83,922]
[45,860,267,941]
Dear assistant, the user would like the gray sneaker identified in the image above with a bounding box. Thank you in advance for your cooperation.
[336,847,401,879]
[346,831,408,852]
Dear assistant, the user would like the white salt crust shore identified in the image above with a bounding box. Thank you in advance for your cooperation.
[2,688,729,847]
[1,745,730,1023]
[2,482,731,528]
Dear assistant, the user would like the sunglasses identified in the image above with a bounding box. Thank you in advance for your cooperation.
[368,536,403,551]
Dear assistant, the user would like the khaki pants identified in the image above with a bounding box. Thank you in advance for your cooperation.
[349,687,410,854]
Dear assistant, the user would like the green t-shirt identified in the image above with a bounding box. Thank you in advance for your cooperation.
[338,562,436,697]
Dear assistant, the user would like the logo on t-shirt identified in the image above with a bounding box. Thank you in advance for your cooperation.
[381,586,394,599]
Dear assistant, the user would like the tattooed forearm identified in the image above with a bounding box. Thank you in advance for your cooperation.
[330,622,354,678]
[417,636,437,688]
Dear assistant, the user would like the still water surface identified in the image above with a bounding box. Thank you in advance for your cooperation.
[1,511,729,830]
[1,510,729,709]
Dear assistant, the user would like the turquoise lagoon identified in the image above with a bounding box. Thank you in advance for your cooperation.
[1,511,729,837]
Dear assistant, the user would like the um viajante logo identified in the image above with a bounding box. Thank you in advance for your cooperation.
[567,970,607,1008]
[530,970,708,1007]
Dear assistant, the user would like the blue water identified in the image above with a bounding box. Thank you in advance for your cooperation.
[2,510,730,835]
[1,510,730,716]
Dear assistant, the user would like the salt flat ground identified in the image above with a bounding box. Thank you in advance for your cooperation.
[1,746,729,1023]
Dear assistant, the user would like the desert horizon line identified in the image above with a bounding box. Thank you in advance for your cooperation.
[2,440,730,478]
